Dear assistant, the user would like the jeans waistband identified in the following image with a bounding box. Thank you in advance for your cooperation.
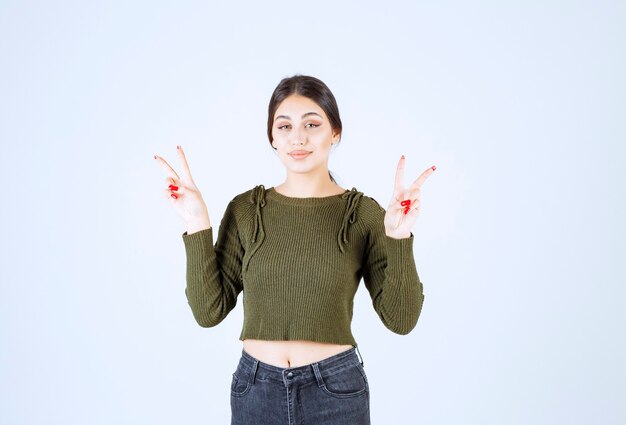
[238,345,364,385]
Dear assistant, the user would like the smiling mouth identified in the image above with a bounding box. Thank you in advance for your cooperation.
[288,151,312,159]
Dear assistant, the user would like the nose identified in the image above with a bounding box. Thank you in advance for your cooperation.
[290,127,305,146]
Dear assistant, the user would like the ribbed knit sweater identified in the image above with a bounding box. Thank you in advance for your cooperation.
[181,185,424,346]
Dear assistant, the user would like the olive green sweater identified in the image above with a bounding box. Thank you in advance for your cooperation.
[181,185,424,346]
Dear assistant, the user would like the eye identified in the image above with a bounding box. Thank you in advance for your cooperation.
[305,123,320,129]
[277,124,291,130]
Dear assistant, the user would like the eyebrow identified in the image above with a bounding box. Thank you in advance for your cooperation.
[274,112,323,122]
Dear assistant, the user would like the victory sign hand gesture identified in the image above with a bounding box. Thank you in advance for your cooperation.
[384,156,436,239]
[154,146,211,232]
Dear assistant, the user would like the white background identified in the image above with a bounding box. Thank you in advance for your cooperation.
[1,1,624,424]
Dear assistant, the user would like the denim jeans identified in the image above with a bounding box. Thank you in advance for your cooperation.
[230,346,370,425]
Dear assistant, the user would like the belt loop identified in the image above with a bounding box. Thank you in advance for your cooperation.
[251,360,259,384]
[355,345,364,367]
[311,362,324,387]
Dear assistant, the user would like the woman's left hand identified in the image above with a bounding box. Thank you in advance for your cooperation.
[384,156,436,239]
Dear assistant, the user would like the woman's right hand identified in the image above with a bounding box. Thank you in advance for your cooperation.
[154,146,211,233]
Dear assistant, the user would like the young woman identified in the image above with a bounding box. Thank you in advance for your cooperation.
[154,75,435,425]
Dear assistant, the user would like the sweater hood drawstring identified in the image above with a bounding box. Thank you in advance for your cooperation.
[338,188,363,253]
[243,185,267,272]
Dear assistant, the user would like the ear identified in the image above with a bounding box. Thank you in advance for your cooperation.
[332,131,341,144]
[271,140,277,150]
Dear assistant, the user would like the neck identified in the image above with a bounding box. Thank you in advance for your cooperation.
[276,169,343,198]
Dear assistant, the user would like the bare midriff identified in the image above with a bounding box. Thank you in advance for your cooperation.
[242,339,354,368]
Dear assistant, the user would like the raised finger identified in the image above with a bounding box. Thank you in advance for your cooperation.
[154,155,181,180]
[176,146,197,185]
[409,165,436,191]
[393,155,406,196]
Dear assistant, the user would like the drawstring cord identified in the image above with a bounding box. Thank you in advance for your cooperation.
[338,188,363,253]
[243,185,267,272]
[250,185,266,244]
[243,185,364,271]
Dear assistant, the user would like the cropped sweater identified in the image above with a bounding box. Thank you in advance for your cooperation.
[181,185,424,346]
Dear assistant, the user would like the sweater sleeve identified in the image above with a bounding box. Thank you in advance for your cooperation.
[181,200,244,327]
[361,203,425,335]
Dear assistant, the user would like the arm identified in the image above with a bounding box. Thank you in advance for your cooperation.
[362,205,425,335]
[362,156,434,334]
[181,200,244,327]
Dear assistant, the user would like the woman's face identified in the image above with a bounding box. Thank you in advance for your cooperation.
[271,94,340,178]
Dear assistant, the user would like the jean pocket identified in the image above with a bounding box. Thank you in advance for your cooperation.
[319,363,369,399]
[230,372,252,398]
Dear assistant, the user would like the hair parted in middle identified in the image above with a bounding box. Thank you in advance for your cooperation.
[266,75,343,148]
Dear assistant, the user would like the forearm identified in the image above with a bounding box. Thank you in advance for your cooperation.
[369,235,425,335]
[182,228,239,327]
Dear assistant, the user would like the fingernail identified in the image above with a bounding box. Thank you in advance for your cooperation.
[403,206,410,215]
[400,200,411,206]
[154,155,157,159]
[432,165,436,171]
[171,193,178,199]
[177,145,181,149]
[169,185,179,191]
[401,155,405,159]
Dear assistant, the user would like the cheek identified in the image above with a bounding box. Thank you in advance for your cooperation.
[308,128,332,143]
[272,131,289,145]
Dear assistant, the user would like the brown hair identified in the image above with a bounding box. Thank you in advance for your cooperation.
[267,75,343,147]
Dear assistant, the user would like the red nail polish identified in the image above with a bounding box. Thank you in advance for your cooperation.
[432,165,436,171]
[400,200,411,206]
[169,185,179,191]
[171,193,178,199]
[403,206,410,214]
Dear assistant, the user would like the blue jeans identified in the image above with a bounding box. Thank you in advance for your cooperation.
[230,346,370,425]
